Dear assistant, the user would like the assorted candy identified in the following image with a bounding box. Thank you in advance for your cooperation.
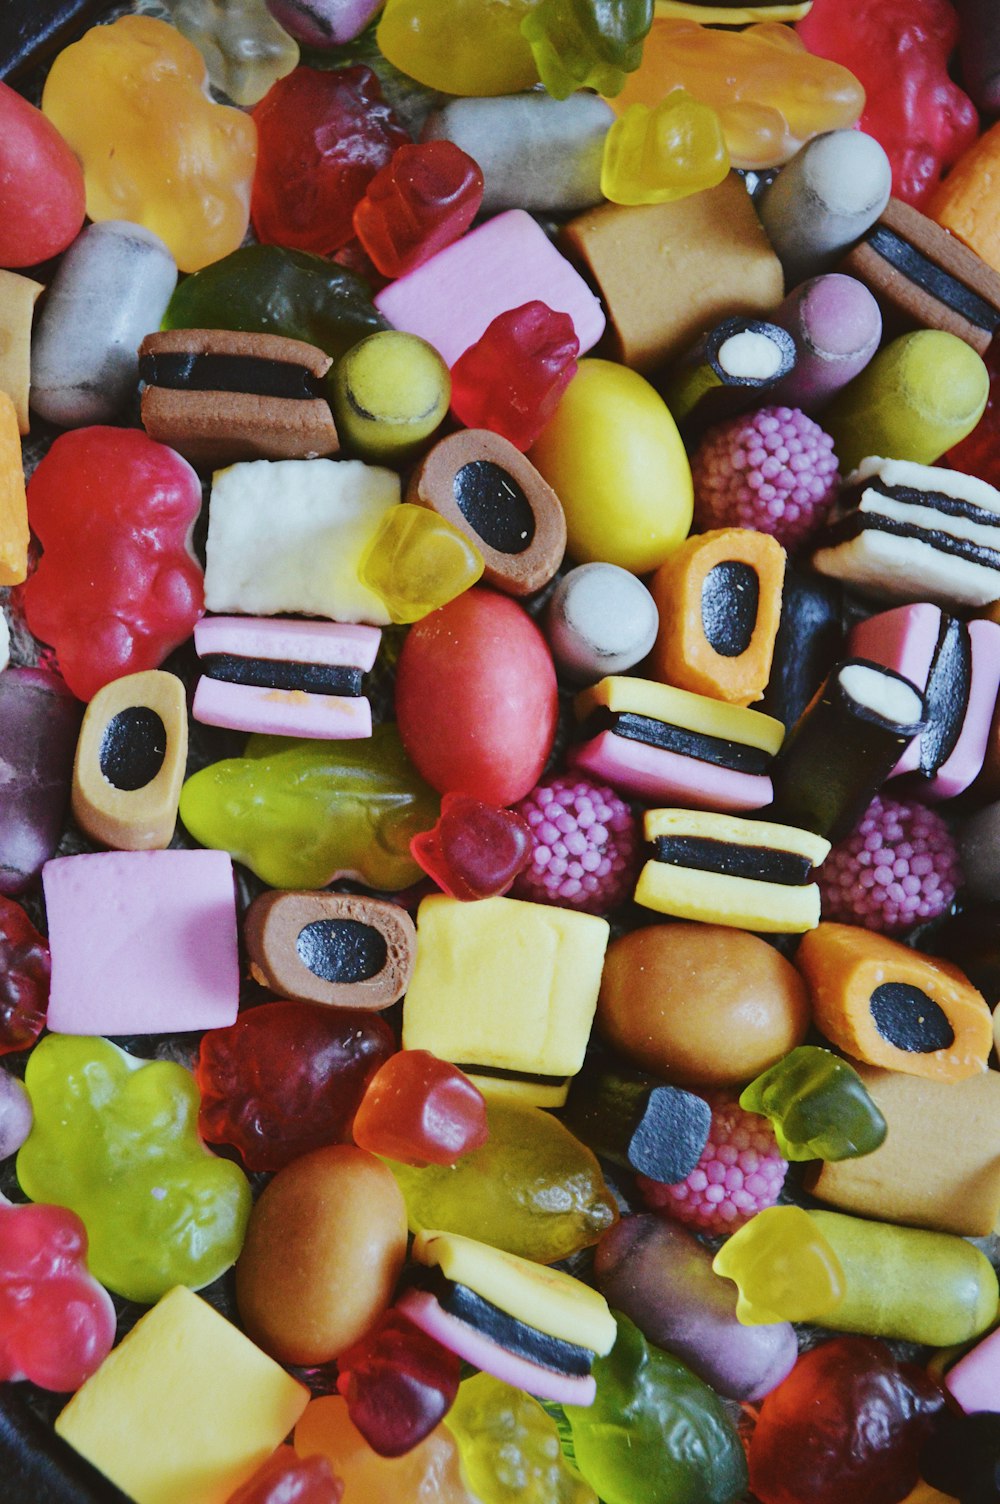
[7,3,1000,1502]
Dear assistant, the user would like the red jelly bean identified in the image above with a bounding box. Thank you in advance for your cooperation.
[410,792,532,901]
[0,897,50,1055]
[450,301,580,452]
[335,1310,461,1458]
[0,81,85,268]
[23,427,204,702]
[196,1000,396,1172]
[352,1050,489,1167]
[251,65,410,257]
[395,587,559,806]
[353,139,484,279]
[226,1447,343,1504]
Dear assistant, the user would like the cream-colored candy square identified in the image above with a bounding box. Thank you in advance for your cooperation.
[56,1286,309,1504]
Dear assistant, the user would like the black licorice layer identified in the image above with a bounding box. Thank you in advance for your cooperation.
[416,1271,595,1376]
[452,460,537,554]
[841,480,1000,530]
[139,352,326,401]
[295,919,388,984]
[920,616,971,776]
[200,654,363,698]
[98,707,167,792]
[868,981,956,1053]
[701,561,760,658]
[579,708,773,775]
[865,225,1000,334]
[652,834,814,884]
[820,512,1000,573]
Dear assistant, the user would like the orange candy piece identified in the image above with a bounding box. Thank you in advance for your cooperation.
[928,120,1000,279]
[295,1396,478,1504]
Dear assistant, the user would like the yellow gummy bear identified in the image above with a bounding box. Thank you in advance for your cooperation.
[601,91,729,205]
[41,16,257,273]
[360,503,484,625]
[609,20,864,169]
[712,1204,846,1325]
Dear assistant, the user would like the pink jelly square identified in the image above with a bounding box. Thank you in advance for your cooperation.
[43,850,240,1035]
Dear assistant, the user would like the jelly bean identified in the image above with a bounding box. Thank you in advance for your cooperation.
[0,1069,32,1161]
[0,668,82,896]
[41,16,257,273]
[335,1311,461,1458]
[353,140,484,281]
[409,794,532,902]
[0,80,85,268]
[376,0,540,96]
[352,1050,489,1166]
[162,0,299,107]
[0,896,50,1054]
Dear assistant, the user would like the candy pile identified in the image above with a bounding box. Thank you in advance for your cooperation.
[4,2,1000,1503]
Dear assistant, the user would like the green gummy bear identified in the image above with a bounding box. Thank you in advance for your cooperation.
[384,1096,617,1263]
[521,0,653,100]
[739,1046,888,1161]
[16,1035,251,1305]
[179,722,439,891]
[564,1313,748,1504]
[446,1373,596,1504]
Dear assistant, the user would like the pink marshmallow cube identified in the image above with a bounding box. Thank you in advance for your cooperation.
[43,850,240,1035]
[945,1325,1000,1414]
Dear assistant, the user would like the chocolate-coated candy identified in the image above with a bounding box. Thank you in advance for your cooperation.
[0,898,50,1056]
[353,1051,488,1167]
[410,793,532,901]
[0,668,82,897]
[561,1058,711,1183]
[336,1311,461,1458]
[449,301,580,453]
[196,1001,395,1172]
[244,891,416,1010]
[354,139,483,280]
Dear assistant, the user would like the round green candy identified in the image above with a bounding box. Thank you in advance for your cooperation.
[333,330,451,462]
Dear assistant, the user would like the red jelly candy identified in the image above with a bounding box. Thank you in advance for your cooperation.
[797,0,979,207]
[196,1000,396,1172]
[0,81,85,267]
[0,897,50,1055]
[251,65,410,256]
[353,139,484,279]
[335,1310,461,1458]
[352,1050,489,1167]
[226,1447,343,1504]
[395,587,559,806]
[23,427,204,702]
[450,301,580,452]
[410,792,532,901]
[748,1336,943,1504]
[0,1200,116,1392]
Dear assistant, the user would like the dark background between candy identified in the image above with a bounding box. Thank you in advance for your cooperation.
[3,4,1000,1503]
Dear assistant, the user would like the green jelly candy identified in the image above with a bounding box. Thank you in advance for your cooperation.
[740,1046,888,1162]
[179,722,439,891]
[384,1096,617,1263]
[522,0,653,100]
[17,1035,251,1305]
[446,1373,596,1504]
[564,1313,748,1504]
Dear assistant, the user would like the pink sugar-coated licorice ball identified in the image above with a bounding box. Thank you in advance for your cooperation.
[818,793,963,935]
[692,405,840,552]
[510,772,640,915]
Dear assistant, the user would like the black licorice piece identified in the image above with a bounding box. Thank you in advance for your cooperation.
[200,655,363,698]
[138,352,327,401]
[452,461,537,555]
[661,316,797,438]
[759,563,845,730]
[864,226,1000,336]
[922,906,1000,1009]
[869,982,956,1054]
[561,1058,712,1182]
[578,708,773,775]
[770,658,926,842]
[0,1386,131,1504]
[922,1406,1000,1504]
[919,616,971,776]
[701,561,759,658]
[955,0,1000,116]
[295,918,388,985]
[419,1272,595,1376]
[651,836,814,886]
[98,707,167,793]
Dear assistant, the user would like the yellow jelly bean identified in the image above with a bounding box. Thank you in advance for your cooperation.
[333,331,451,465]
[601,92,729,205]
[529,358,693,574]
[360,503,485,624]
[712,1205,846,1325]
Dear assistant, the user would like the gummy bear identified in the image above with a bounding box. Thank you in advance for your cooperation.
[17,1035,252,1304]
[40,16,257,273]
[376,0,541,96]
[0,1196,116,1393]
[360,505,485,625]
[23,427,204,703]
[179,724,439,891]
[162,0,299,107]
[797,0,979,207]
[196,1000,395,1173]
[600,93,729,206]
[252,66,410,257]
[353,140,484,280]
[295,1395,479,1504]
[712,1205,846,1325]
[226,1447,344,1504]
[352,1050,489,1166]
[521,0,654,101]
[446,1372,597,1504]
[739,1046,888,1162]
[335,1311,461,1457]
[409,794,533,901]
[0,897,50,1055]
[449,303,580,453]
[564,1312,748,1504]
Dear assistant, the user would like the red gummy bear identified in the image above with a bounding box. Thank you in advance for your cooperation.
[226,1447,343,1504]
[252,66,410,257]
[196,1000,395,1172]
[450,301,580,452]
[353,139,484,279]
[23,427,204,702]
[335,1310,461,1458]
[0,1199,116,1392]
[797,0,979,207]
[748,1336,943,1504]
[0,897,50,1055]
[352,1049,489,1167]
[410,792,532,901]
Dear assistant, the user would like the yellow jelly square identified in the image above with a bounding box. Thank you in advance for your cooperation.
[56,1286,309,1504]
[402,894,609,1089]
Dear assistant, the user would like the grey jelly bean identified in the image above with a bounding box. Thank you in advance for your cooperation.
[545,562,659,684]
[30,220,177,427]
